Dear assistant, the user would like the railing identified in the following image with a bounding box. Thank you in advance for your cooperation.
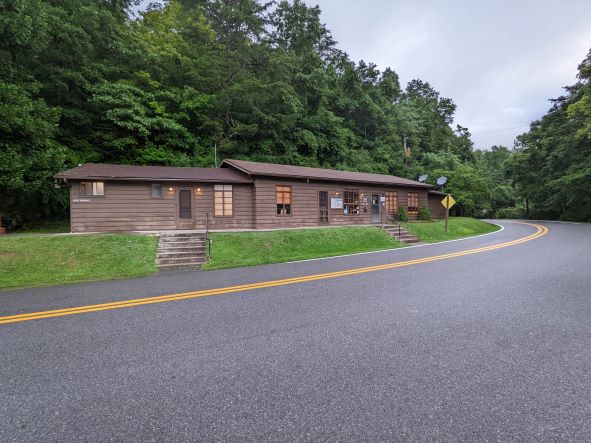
[205,212,211,259]
[381,211,401,238]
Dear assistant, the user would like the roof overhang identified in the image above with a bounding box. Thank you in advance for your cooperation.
[221,159,434,189]
[53,175,251,184]
[249,173,434,188]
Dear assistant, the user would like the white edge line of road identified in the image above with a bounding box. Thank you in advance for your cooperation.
[282,222,507,265]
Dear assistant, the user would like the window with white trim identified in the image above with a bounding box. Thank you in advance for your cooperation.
[214,185,233,216]
[276,185,292,216]
[80,181,104,196]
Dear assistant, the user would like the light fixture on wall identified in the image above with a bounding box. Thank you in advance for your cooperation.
[168,187,173,191]
[196,187,201,192]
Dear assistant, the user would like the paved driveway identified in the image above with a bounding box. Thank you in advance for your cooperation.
[1,221,590,441]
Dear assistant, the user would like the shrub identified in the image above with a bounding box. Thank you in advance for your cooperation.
[397,206,409,222]
[418,206,432,221]
[495,206,526,219]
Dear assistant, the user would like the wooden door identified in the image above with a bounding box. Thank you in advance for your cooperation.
[177,188,194,229]
[318,191,329,224]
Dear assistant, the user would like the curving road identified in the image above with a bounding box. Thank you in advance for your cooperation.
[1,221,590,441]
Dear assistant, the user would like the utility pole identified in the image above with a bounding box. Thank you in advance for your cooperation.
[403,135,411,166]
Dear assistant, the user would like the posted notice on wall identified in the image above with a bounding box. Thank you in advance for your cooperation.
[331,197,343,209]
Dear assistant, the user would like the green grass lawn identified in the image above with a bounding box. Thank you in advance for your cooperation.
[402,217,500,243]
[0,234,159,290]
[203,227,403,270]
[0,218,499,289]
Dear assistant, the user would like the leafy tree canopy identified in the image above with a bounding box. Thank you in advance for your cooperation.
[1,0,589,223]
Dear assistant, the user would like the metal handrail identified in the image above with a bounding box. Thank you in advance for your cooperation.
[205,212,211,259]
[381,212,401,238]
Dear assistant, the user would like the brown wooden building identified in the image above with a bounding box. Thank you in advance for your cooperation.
[55,159,445,233]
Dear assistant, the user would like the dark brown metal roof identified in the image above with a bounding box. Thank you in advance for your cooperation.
[54,163,252,183]
[222,159,433,188]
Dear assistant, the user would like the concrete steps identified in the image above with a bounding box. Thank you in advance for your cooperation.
[382,224,420,244]
[156,232,208,269]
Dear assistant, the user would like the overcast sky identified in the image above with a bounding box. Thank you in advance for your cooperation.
[309,0,591,149]
[135,1,591,149]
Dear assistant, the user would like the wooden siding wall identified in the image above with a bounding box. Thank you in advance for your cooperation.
[70,181,176,232]
[195,184,254,230]
[427,193,446,220]
[69,181,253,232]
[252,177,429,229]
[68,178,433,232]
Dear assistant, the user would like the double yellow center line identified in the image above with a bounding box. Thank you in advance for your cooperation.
[0,222,548,325]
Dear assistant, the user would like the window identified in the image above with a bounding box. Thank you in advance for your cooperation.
[408,192,419,215]
[319,191,328,224]
[343,190,360,215]
[214,185,233,216]
[276,185,292,215]
[151,183,163,198]
[80,181,104,196]
[385,192,398,215]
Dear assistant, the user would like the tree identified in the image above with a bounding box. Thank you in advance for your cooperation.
[1,0,499,224]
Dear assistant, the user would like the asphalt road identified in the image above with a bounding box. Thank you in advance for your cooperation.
[1,221,590,441]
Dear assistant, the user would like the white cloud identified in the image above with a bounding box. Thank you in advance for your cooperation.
[310,0,591,149]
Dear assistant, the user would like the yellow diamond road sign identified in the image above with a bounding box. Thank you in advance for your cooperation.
[441,195,456,209]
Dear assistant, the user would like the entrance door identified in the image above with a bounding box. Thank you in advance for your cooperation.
[371,194,381,223]
[177,188,194,229]
[318,191,329,224]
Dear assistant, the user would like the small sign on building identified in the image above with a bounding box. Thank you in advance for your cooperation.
[330,197,343,209]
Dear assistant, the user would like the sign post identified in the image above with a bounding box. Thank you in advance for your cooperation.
[440,194,456,232]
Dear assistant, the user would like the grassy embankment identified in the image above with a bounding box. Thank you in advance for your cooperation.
[0,218,499,289]
[0,234,158,290]
[402,217,500,243]
[203,227,402,270]
[205,217,499,270]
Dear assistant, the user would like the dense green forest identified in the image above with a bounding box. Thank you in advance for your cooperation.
[1,0,590,223]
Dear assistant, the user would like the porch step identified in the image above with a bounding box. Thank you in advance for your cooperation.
[157,251,207,259]
[155,257,207,266]
[157,246,204,253]
[156,261,207,269]
[160,232,205,238]
[381,224,420,244]
[159,235,205,240]
[158,240,206,247]
[155,232,208,269]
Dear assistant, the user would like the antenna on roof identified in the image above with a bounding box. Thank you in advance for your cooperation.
[418,174,428,183]
[436,176,447,187]
[214,142,217,168]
